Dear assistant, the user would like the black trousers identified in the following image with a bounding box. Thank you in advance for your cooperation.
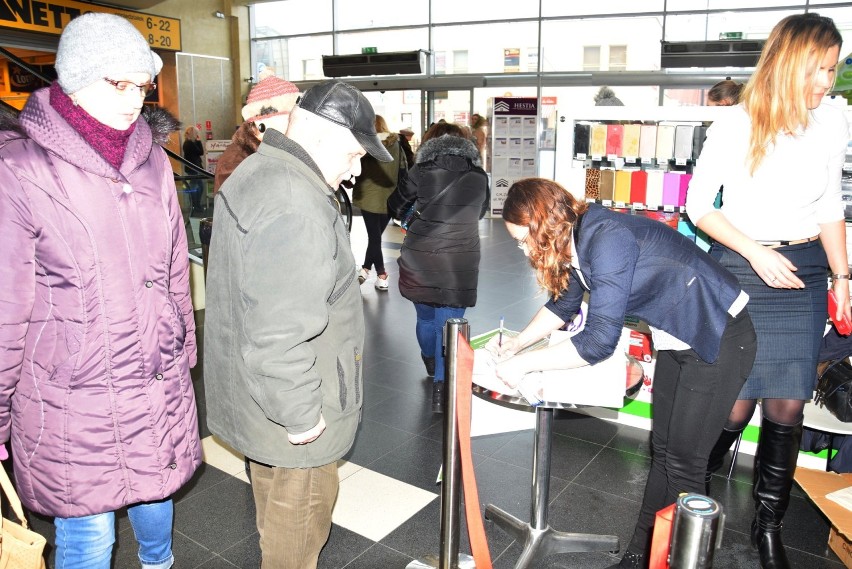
[361,210,391,275]
[627,309,757,555]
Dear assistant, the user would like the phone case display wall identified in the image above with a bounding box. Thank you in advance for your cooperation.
[489,97,538,216]
[560,107,733,251]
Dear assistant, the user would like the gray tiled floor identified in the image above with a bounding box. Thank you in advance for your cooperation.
[26,217,844,568]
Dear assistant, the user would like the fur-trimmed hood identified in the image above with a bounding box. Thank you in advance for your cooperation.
[415,134,482,167]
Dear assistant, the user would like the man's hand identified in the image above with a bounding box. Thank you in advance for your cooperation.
[288,415,327,445]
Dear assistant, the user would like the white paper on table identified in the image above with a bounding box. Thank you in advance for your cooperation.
[826,487,852,512]
[473,329,627,408]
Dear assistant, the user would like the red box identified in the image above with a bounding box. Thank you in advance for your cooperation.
[628,330,652,363]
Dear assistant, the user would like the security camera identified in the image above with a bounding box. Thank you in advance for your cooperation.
[373,81,378,86]
[380,90,386,94]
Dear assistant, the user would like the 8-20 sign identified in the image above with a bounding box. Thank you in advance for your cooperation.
[143,14,180,50]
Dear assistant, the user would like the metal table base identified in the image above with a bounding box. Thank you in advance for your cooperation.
[484,406,619,568]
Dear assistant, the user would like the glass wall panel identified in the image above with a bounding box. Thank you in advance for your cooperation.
[253,0,332,37]
[432,22,539,74]
[542,0,664,17]
[541,17,664,72]
[663,10,800,42]
[430,0,539,24]
[334,0,428,30]
[336,28,430,55]
[254,35,334,82]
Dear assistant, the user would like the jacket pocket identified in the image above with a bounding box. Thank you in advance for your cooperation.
[158,300,187,370]
[335,346,362,411]
[33,318,83,386]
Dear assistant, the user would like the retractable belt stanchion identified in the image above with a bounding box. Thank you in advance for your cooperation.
[406,318,475,569]
[667,494,723,569]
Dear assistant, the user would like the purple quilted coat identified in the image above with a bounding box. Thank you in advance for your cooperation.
[0,88,201,518]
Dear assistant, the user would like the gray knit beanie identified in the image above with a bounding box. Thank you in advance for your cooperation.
[56,13,163,95]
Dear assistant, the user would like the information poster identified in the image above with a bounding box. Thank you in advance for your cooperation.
[204,140,231,175]
[490,97,538,215]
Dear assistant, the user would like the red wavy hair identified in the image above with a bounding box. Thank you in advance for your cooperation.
[502,178,587,298]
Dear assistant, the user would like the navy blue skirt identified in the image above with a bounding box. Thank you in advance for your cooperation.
[710,240,827,400]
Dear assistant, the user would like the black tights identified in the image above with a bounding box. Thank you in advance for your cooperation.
[725,398,804,429]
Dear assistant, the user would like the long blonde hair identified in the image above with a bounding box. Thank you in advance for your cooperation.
[740,13,841,174]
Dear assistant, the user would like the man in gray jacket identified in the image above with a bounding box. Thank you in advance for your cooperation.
[204,80,392,569]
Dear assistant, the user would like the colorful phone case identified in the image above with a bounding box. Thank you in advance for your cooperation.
[622,124,641,158]
[599,169,615,201]
[614,170,632,203]
[674,125,694,163]
[630,170,648,204]
[590,124,608,157]
[574,124,590,157]
[655,125,675,163]
[639,124,657,160]
[584,168,601,200]
[606,124,624,157]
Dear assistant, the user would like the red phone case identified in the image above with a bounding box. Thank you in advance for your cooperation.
[828,290,852,335]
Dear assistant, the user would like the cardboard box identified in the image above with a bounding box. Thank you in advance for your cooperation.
[795,467,852,567]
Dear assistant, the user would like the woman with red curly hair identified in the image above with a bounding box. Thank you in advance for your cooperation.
[489,178,757,568]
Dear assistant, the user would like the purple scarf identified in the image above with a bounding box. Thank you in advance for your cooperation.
[49,82,136,171]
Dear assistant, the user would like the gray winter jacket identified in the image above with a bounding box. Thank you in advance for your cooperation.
[204,130,364,467]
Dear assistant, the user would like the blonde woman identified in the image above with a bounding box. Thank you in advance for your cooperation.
[687,13,847,569]
[182,125,205,215]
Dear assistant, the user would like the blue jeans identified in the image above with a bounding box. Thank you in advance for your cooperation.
[414,304,466,382]
[54,500,174,569]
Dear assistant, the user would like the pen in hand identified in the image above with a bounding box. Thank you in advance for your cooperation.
[498,316,504,348]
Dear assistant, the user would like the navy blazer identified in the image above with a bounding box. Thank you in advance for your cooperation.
[545,204,744,365]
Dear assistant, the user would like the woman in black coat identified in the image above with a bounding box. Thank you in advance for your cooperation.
[388,122,489,413]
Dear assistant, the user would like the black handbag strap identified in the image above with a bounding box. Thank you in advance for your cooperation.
[411,177,462,222]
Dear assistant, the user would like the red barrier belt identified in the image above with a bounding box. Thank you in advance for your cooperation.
[455,333,493,568]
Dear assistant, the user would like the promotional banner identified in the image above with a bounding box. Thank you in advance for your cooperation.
[490,97,538,215]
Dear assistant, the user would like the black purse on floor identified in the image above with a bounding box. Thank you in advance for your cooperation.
[815,358,852,422]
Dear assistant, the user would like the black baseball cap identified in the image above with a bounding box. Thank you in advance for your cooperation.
[297,80,393,162]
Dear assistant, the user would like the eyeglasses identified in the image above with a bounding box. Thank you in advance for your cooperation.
[103,78,157,97]
[515,230,530,249]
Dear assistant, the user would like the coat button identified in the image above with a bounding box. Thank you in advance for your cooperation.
[155,373,164,380]
[145,280,153,288]
[169,463,177,469]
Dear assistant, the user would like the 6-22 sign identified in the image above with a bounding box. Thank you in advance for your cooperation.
[142,14,180,50]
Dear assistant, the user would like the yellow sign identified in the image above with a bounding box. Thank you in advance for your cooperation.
[0,0,181,51]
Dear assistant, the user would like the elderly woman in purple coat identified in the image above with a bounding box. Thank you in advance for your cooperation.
[0,13,200,569]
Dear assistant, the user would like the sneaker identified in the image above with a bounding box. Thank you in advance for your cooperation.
[358,267,369,284]
[375,274,389,290]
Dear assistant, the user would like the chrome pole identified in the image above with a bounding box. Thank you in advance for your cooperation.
[439,318,469,569]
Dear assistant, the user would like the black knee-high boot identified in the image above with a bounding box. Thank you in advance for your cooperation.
[750,418,803,569]
[705,427,744,494]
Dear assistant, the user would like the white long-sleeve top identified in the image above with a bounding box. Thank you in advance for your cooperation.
[685,103,848,241]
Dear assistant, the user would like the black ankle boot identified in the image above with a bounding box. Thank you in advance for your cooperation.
[431,382,444,414]
[751,418,802,569]
[705,427,744,494]
[421,354,435,377]
[605,551,645,569]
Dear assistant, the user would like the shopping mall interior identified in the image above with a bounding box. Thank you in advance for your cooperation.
[2,1,852,567]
